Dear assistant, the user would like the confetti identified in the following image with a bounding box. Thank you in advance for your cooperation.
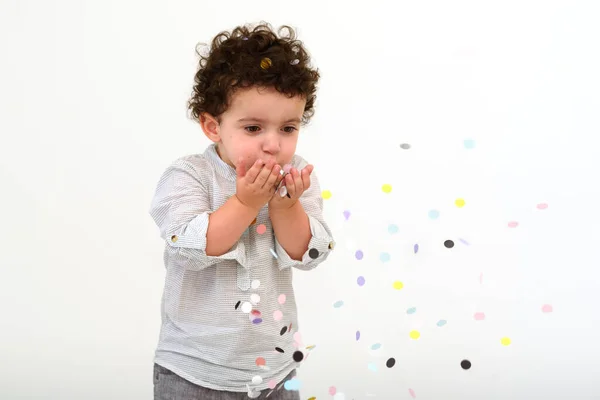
[388,224,399,234]
[278,294,286,305]
[284,377,302,391]
[393,281,404,290]
[252,318,263,324]
[355,250,364,260]
[329,387,337,395]
[241,302,252,313]
[501,337,511,346]
[293,332,302,344]
[250,294,260,305]
[386,357,396,368]
[537,203,548,210]
[333,394,345,400]
[357,276,366,286]
[322,190,332,199]
[414,244,419,253]
[400,143,411,149]
[474,312,485,321]
[343,210,351,220]
[292,350,304,362]
[428,210,440,219]
[444,240,454,248]
[290,58,300,65]
[255,357,266,366]
[260,57,272,70]
[459,238,470,245]
[235,300,241,310]
[309,248,319,259]
[280,326,288,335]
[382,184,392,193]
[437,319,447,327]
[252,376,262,385]
[273,310,283,321]
[275,347,284,353]
[409,330,420,340]
[368,362,377,372]
[267,380,277,389]
[409,388,416,398]
[461,359,471,369]
[251,280,260,289]
[256,224,267,234]
[464,139,476,149]
[508,221,519,228]
[380,252,391,262]
[455,198,466,207]
[407,307,416,314]
[356,331,360,341]
[542,304,553,313]
[333,300,344,308]
[371,343,381,350]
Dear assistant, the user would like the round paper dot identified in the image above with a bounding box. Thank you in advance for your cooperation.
[459,238,470,245]
[474,312,485,321]
[357,276,365,286]
[355,250,364,260]
[400,143,411,149]
[293,350,304,362]
[409,330,420,339]
[461,359,471,369]
[537,203,548,210]
[386,357,396,368]
[380,252,390,262]
[464,139,476,149]
[322,190,332,199]
[508,221,519,228]
[356,331,360,341]
[278,294,287,305]
[241,302,252,313]
[252,318,263,324]
[273,310,283,321]
[382,184,392,193]
[388,224,399,234]
[367,362,377,372]
[409,388,416,398]
[255,357,266,366]
[542,304,553,313]
[260,57,272,70]
[251,280,260,289]
[371,343,381,350]
[414,244,419,253]
[393,281,404,290]
[455,198,466,208]
[256,224,267,234]
[250,294,260,305]
[252,375,263,385]
[329,386,337,395]
[280,326,287,335]
[437,319,447,327]
[444,240,454,248]
[407,307,416,314]
[333,300,344,308]
[268,380,277,389]
[333,393,345,400]
[309,248,319,259]
[343,210,351,220]
[501,337,511,346]
[429,210,440,219]
[275,347,284,353]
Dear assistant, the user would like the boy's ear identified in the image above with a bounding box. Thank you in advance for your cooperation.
[199,113,221,143]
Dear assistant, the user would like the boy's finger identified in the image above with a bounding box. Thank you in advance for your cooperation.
[245,159,264,182]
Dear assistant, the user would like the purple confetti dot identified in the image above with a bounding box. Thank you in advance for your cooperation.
[252,318,263,324]
[356,331,360,341]
[459,238,470,245]
[414,244,419,253]
[343,210,351,220]
[357,276,365,286]
[355,250,363,260]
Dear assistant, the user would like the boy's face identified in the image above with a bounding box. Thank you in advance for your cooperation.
[201,86,306,172]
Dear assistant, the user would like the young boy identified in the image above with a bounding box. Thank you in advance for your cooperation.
[148,22,335,399]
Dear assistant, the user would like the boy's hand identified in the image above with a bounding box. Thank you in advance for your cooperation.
[268,164,314,211]
[235,157,283,211]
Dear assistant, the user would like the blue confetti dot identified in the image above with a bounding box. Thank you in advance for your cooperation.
[356,331,360,341]
[380,252,391,263]
[437,319,447,327]
[414,244,419,253]
[371,343,382,350]
[283,377,302,391]
[407,307,416,314]
[429,210,440,219]
[459,238,470,245]
[464,139,476,149]
[357,276,366,286]
[388,224,399,234]
[355,250,364,260]
[368,362,378,372]
[333,300,344,308]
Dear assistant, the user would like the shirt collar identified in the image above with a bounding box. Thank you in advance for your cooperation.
[204,143,237,182]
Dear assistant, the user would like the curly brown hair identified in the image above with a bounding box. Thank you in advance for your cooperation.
[187,22,320,126]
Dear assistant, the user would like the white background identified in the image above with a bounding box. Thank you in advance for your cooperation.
[2,1,600,399]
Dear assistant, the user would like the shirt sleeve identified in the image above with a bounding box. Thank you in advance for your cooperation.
[148,159,247,271]
[274,163,335,271]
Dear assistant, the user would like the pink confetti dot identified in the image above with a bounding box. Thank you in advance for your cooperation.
[328,386,337,395]
[542,304,553,313]
[537,203,548,210]
[268,379,277,389]
[293,332,302,344]
[508,221,519,228]
[409,388,416,398]
[474,312,485,321]
[256,224,267,234]
[273,310,283,321]
[278,294,287,305]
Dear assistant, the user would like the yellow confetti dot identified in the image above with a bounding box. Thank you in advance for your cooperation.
[382,184,392,193]
[455,198,466,207]
[393,281,404,290]
[409,330,420,340]
[260,57,272,70]
[321,190,332,199]
[501,337,511,346]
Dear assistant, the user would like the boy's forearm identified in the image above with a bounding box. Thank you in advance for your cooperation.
[269,201,311,261]
[205,195,258,256]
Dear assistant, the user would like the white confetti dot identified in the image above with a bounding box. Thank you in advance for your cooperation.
[241,302,252,313]
[333,393,345,400]
[251,280,261,289]
[252,375,262,385]
[250,294,260,305]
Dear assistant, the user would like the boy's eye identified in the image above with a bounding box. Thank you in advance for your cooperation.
[244,126,297,134]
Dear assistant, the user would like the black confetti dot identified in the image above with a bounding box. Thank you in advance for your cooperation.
[386,358,396,368]
[275,347,284,353]
[444,240,454,248]
[234,300,241,310]
[293,351,304,362]
[309,248,319,259]
[280,326,287,335]
[461,359,471,370]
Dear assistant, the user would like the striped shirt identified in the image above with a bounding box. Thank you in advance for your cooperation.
[148,143,335,394]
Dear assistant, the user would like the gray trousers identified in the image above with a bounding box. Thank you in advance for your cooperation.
[153,363,301,400]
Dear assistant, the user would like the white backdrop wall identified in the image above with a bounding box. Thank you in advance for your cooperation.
[2,1,599,399]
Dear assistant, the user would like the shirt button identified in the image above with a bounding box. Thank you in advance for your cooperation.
[171,235,178,243]
[328,241,336,250]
